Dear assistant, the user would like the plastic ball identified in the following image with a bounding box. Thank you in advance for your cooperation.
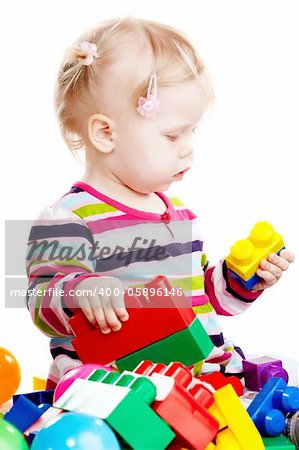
[54,363,113,402]
[31,412,120,450]
[0,419,28,450]
[0,347,21,404]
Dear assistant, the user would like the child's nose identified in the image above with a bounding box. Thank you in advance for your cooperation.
[178,144,194,160]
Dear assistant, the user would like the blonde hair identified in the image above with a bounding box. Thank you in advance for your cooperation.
[54,16,214,154]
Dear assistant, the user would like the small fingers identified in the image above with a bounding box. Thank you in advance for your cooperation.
[267,253,289,271]
[78,296,97,327]
[80,276,129,333]
[88,294,112,333]
[277,249,295,264]
[256,268,277,286]
[93,304,111,334]
[103,305,123,331]
[100,294,122,331]
[115,307,129,322]
[82,308,97,327]
[260,258,282,279]
[110,278,129,322]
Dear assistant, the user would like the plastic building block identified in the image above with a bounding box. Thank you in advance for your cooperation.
[27,432,37,447]
[4,395,50,432]
[208,383,265,449]
[70,275,197,364]
[131,360,219,449]
[133,360,193,379]
[226,222,285,289]
[247,377,299,437]
[198,372,244,396]
[131,360,215,409]
[243,356,289,391]
[32,377,46,391]
[262,435,295,449]
[116,317,213,371]
[168,444,190,450]
[13,390,54,407]
[54,370,175,449]
[204,444,216,450]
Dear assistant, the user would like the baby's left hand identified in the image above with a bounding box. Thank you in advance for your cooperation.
[252,249,295,291]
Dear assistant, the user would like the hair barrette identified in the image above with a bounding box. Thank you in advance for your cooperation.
[78,41,99,66]
[137,72,160,118]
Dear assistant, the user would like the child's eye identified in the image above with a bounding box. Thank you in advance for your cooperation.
[165,135,179,142]
[165,128,197,142]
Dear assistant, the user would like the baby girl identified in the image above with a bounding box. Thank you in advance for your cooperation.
[25,17,294,389]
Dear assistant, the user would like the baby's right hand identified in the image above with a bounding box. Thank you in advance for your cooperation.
[74,276,129,334]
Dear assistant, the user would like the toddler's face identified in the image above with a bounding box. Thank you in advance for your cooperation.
[112,77,210,194]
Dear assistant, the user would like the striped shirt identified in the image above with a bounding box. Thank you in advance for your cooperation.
[26,181,263,387]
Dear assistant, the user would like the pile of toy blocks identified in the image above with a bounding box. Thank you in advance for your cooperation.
[0,274,298,448]
[1,222,298,448]
[1,357,298,449]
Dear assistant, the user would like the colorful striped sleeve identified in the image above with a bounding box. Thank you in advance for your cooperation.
[25,206,101,337]
[204,258,263,316]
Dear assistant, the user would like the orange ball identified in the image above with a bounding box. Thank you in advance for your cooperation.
[0,347,21,405]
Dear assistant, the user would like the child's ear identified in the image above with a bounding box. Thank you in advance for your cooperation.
[87,113,116,153]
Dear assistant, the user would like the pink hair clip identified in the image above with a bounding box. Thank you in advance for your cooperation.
[137,72,160,118]
[78,41,99,66]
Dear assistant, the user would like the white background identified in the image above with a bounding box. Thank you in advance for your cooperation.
[1,0,298,392]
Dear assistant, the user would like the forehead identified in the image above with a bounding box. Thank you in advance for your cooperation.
[156,77,211,128]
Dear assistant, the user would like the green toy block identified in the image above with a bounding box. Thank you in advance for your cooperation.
[107,386,174,449]
[55,372,175,449]
[262,435,295,449]
[116,317,213,371]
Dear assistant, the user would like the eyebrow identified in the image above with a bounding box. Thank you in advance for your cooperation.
[165,123,198,133]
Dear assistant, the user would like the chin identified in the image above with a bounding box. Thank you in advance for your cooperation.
[156,183,171,192]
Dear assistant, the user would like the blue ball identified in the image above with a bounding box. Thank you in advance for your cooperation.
[31,412,120,450]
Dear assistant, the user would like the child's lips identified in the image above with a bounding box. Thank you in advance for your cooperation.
[173,167,190,178]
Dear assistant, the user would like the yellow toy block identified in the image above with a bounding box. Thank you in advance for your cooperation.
[208,400,227,430]
[226,221,284,281]
[205,444,216,449]
[208,384,265,450]
[216,428,243,449]
[33,376,46,391]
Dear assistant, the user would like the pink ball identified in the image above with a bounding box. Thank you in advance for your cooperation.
[53,364,113,402]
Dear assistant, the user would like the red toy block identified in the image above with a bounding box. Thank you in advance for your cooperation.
[133,361,219,449]
[198,372,244,396]
[70,275,195,365]
[134,360,193,386]
[134,360,215,409]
